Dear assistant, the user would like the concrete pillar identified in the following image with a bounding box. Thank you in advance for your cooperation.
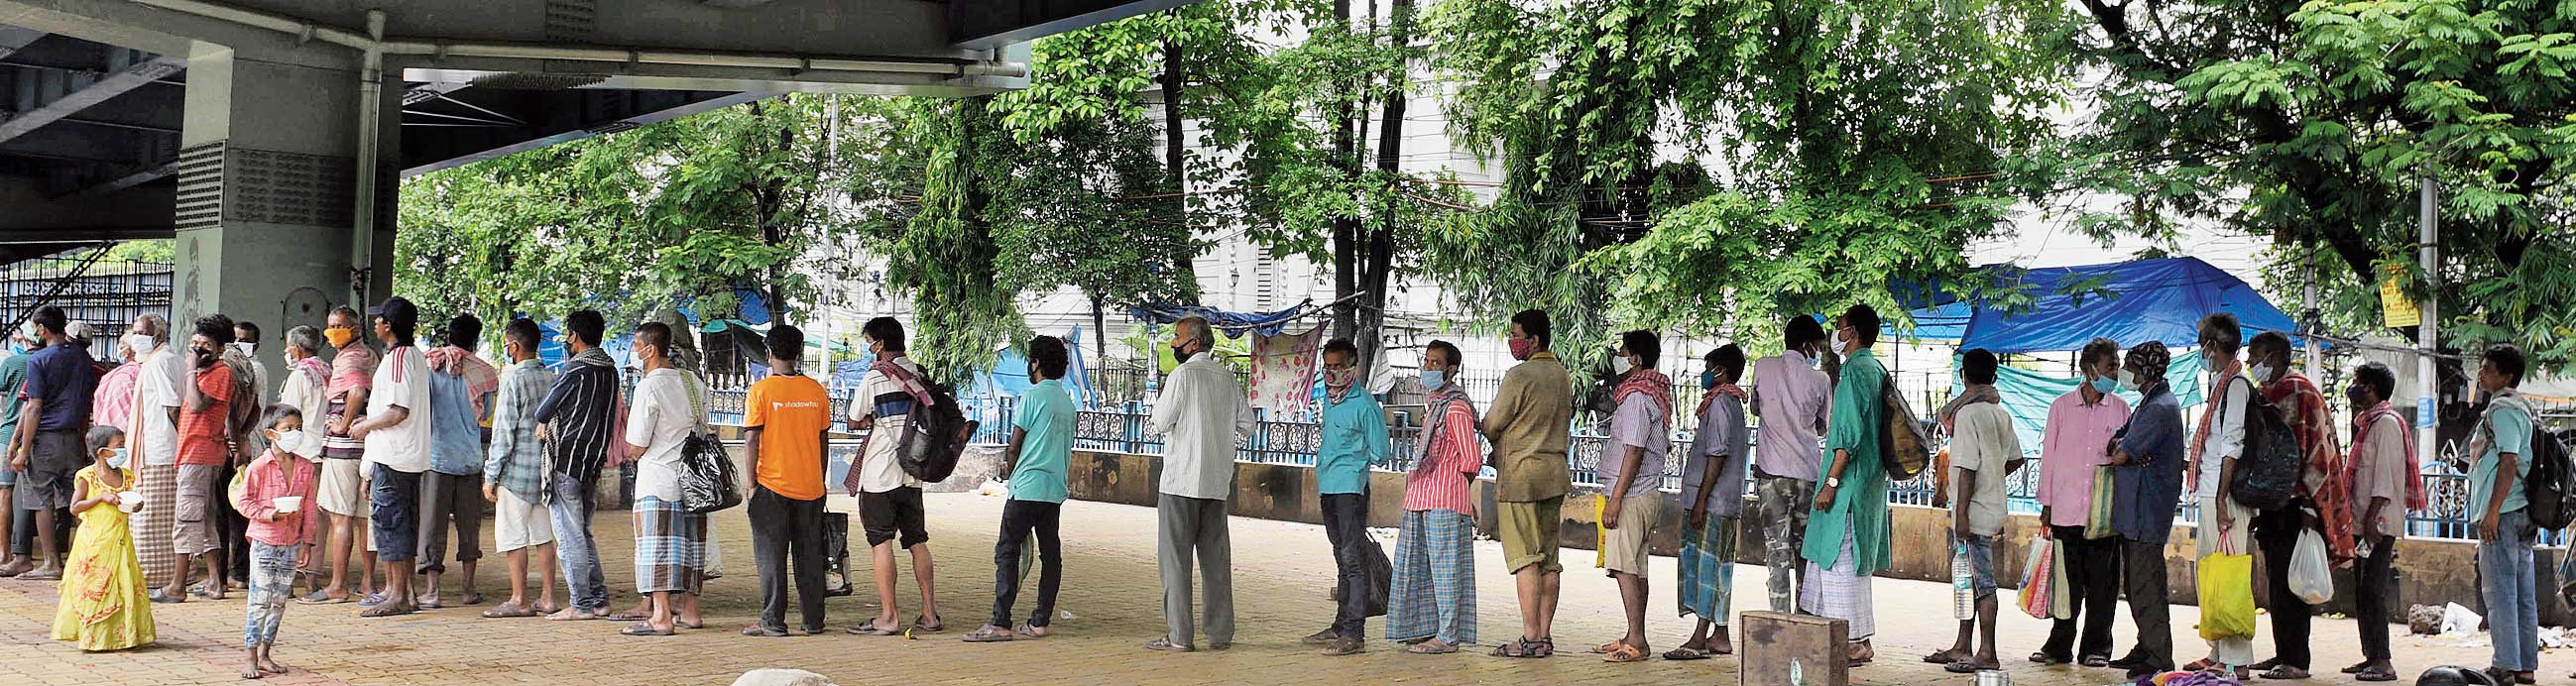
[174,41,395,360]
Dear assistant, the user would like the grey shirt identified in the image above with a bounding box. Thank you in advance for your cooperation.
[1683,393,1752,518]
[1606,394,1670,500]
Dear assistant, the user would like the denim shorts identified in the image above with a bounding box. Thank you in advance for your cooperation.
[1959,533,1999,598]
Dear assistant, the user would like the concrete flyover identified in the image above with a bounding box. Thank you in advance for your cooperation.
[0,0,1201,373]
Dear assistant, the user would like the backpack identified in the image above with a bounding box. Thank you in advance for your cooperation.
[873,362,979,484]
[2521,425,2574,530]
[2227,378,2303,511]
[1880,376,1932,481]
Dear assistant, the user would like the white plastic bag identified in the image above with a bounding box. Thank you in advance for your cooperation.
[2441,602,2483,636]
[2288,529,2333,605]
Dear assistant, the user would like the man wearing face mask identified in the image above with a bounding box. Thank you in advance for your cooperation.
[1748,315,1830,615]
[1671,344,1749,660]
[121,314,184,593]
[1140,315,1254,652]
[1483,308,1574,659]
[2032,338,2130,667]
[1387,340,1480,654]
[843,316,946,636]
[0,324,35,577]
[304,305,380,606]
[2339,362,2416,683]
[2184,312,2258,678]
[1803,303,1892,666]
[1593,330,1672,664]
[2104,342,2186,679]
[2240,331,2351,681]
[1301,337,1389,656]
[164,313,236,601]
[91,322,144,434]
[234,321,273,407]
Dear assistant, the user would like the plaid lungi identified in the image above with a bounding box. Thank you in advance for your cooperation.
[1385,509,1476,646]
[1677,515,1738,624]
[1798,526,1875,641]
[632,496,706,596]
[135,462,177,589]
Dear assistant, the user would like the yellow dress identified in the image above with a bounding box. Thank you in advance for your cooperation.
[51,464,155,651]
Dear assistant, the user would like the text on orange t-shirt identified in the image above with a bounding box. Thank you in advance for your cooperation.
[745,373,831,500]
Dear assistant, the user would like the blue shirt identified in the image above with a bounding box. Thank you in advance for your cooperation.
[19,342,94,432]
[426,365,486,476]
[2472,394,2535,523]
[1316,389,1390,496]
[1008,380,1076,504]
[2111,383,2187,543]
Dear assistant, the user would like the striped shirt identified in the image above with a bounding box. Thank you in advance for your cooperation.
[534,352,620,485]
[485,359,555,501]
[1404,395,1481,514]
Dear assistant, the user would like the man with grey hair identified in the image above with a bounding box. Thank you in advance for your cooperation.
[123,313,189,597]
[1142,316,1252,652]
[279,324,332,589]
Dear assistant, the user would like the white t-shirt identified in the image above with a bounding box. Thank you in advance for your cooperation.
[277,361,329,463]
[364,345,434,473]
[850,358,925,494]
[2194,376,2254,500]
[135,346,189,467]
[1948,401,2022,536]
[624,367,702,503]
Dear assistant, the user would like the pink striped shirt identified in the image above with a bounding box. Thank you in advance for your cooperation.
[1404,398,1481,514]
[2037,390,2130,527]
[234,450,317,545]
[90,363,140,431]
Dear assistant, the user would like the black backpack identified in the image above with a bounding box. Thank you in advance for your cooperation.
[2228,378,2303,511]
[2522,426,2574,530]
[876,364,978,484]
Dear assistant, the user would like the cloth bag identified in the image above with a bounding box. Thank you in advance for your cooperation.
[2289,528,2334,605]
[2084,465,2118,539]
[2196,530,2258,640]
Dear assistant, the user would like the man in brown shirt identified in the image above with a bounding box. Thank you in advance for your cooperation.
[2342,362,2411,682]
[1483,308,1573,658]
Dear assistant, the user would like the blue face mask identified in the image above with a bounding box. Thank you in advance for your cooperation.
[1701,370,1718,390]
[1420,370,1446,390]
[106,447,129,470]
[2089,376,2117,395]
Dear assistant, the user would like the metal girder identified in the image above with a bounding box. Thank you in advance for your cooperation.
[399,86,762,176]
[0,48,181,144]
[948,0,1204,50]
[0,25,42,59]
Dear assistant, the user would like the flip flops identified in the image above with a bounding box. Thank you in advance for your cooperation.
[1663,647,1712,661]
[961,626,1016,642]
[1601,643,1648,663]
[846,621,900,636]
[1407,640,1459,654]
[911,615,945,633]
[620,623,674,636]
[1947,661,2002,674]
[480,601,538,619]
[295,591,351,605]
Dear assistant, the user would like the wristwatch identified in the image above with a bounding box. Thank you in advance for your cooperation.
[1825,476,1841,489]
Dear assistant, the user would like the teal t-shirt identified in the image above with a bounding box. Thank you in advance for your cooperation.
[1008,380,1075,504]
[2471,398,2535,523]
[1316,389,1390,496]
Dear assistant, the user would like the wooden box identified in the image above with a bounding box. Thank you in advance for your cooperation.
[1737,611,1849,686]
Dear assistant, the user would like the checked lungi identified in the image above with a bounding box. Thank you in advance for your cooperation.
[134,462,177,589]
[1384,509,1476,646]
[1678,515,1738,624]
[633,496,707,596]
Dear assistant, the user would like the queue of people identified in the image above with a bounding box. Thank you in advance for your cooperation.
[3,296,2559,686]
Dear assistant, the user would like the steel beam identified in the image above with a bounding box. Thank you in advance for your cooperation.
[0,49,180,144]
[948,0,1202,50]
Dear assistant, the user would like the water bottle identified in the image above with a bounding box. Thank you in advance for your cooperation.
[1951,541,1975,619]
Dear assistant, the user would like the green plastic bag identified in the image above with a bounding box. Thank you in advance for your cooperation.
[2196,539,2258,640]
[2084,465,2117,539]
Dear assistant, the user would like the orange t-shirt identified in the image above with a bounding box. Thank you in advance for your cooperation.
[176,363,234,467]
[745,373,831,501]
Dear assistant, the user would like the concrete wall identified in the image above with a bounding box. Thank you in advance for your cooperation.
[1049,448,2544,628]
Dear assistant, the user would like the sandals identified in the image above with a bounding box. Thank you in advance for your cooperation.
[480,601,539,619]
[1012,623,1047,639]
[2030,651,2068,666]
[2260,667,2311,680]
[1144,636,1194,652]
[295,591,351,605]
[1588,640,1624,654]
[1947,661,2002,674]
[619,623,674,636]
[1663,647,1712,661]
[1601,643,1648,663]
[846,621,901,636]
[358,603,414,618]
[1490,637,1550,658]
[2080,655,2112,668]
[2354,666,2399,682]
[962,626,1017,642]
[1408,640,1459,654]
[911,615,945,633]
[1925,649,1964,664]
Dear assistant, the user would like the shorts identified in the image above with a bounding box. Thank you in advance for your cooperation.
[13,429,85,509]
[1958,533,1998,599]
[1599,495,1661,576]
[859,486,928,548]
[173,463,225,555]
[318,456,370,516]
[369,464,422,563]
[492,486,554,552]
[1497,496,1565,574]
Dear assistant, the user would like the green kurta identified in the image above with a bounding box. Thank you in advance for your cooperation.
[1801,349,1892,576]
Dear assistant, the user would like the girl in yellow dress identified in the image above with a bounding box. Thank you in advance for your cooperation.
[51,426,154,651]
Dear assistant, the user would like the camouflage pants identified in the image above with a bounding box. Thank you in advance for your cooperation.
[1755,474,1814,614]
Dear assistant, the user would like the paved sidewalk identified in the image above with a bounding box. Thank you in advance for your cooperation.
[0,492,2525,684]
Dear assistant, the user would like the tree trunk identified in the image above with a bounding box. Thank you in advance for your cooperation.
[1160,36,1196,304]
[1091,293,1110,398]
[1355,0,1414,378]
[1329,0,1360,343]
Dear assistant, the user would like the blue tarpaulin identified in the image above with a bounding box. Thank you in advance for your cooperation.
[675,288,777,326]
[1954,351,2210,458]
[1900,257,2301,353]
[1127,302,1314,338]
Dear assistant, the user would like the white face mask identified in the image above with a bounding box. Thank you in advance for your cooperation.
[2248,362,2278,384]
[230,341,255,357]
[2117,369,2139,392]
[123,334,156,355]
[271,429,318,459]
[1618,355,1640,375]
[1827,331,1848,356]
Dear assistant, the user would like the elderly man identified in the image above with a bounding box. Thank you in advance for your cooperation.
[115,314,185,595]
[1142,315,1252,653]
[1486,308,1574,659]
[2107,342,2188,680]
[2035,338,2131,667]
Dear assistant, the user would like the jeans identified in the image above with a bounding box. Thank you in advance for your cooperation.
[2252,505,2313,670]
[2118,538,2174,673]
[990,499,1063,629]
[243,541,296,647]
[2043,525,2120,660]
[2356,533,2397,660]
[1754,473,1813,614]
[1321,493,1370,638]
[367,465,422,563]
[2479,510,2538,672]
[749,486,827,633]
[547,472,609,613]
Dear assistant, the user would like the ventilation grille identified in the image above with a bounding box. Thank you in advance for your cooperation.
[171,142,359,230]
[543,0,597,43]
[174,142,224,231]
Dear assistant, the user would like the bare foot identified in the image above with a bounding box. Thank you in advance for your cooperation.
[259,657,288,674]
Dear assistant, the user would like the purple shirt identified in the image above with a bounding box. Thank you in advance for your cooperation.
[1606,394,1669,499]
[1752,351,1830,482]
[2037,389,2130,527]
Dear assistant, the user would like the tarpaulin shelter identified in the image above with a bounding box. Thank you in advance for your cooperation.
[1127,301,1317,338]
[1956,352,2211,458]
[1895,257,2302,352]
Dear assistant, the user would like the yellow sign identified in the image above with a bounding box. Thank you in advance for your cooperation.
[2380,265,2420,329]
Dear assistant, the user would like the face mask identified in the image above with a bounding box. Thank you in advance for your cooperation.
[6,342,21,355]
[2201,354,2220,373]
[2248,362,2277,384]
[124,333,155,355]
[1507,338,1533,361]
[324,327,356,349]
[2347,388,2371,407]
[1700,370,1718,390]
[271,429,317,459]
[1170,344,1193,364]
[1325,367,1355,389]
[2089,375,2117,395]
[1421,369,1446,390]
[1617,355,1639,375]
[1828,330,1848,355]
[230,342,254,357]
[2117,369,2139,393]
[105,447,129,470]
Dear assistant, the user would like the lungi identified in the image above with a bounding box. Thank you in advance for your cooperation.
[1385,509,1476,646]
[633,496,706,596]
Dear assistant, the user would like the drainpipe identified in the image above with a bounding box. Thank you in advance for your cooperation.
[350,9,384,310]
[2416,175,2439,465]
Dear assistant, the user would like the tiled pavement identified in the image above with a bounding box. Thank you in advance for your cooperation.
[0,493,2524,684]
